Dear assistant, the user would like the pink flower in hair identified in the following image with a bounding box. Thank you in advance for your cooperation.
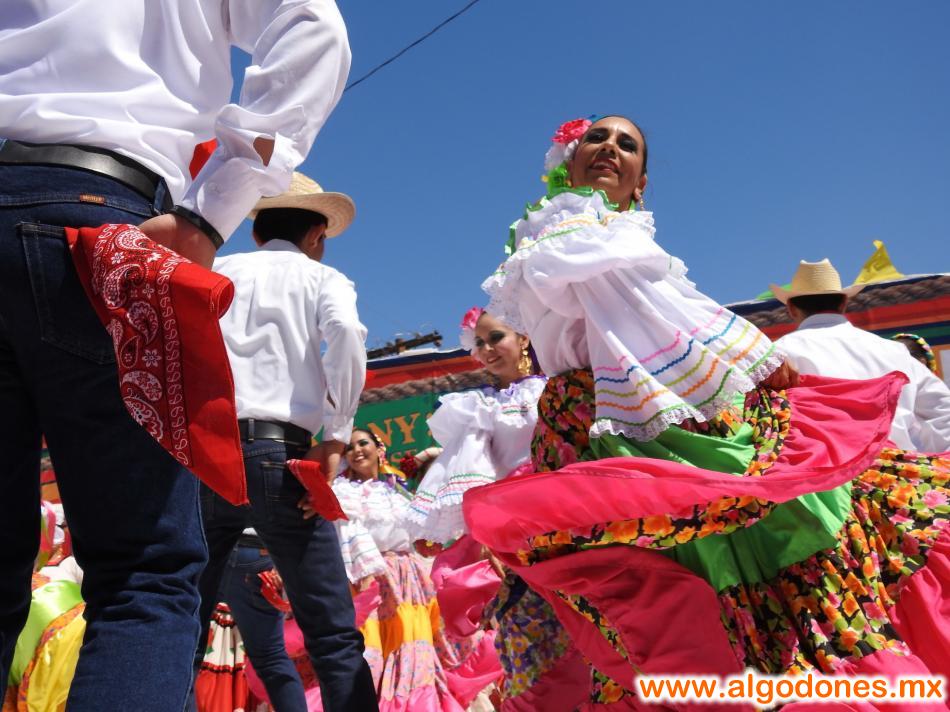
[545,117,594,171]
[460,306,484,331]
[459,306,485,351]
[552,118,592,144]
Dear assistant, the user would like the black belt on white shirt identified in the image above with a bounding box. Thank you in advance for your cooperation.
[238,418,311,447]
[0,138,170,207]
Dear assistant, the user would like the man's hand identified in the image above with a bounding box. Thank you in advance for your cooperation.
[298,493,317,520]
[138,213,216,269]
[302,440,346,482]
[413,540,444,557]
[761,359,800,391]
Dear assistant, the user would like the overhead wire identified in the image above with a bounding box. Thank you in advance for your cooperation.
[340,1,485,343]
[344,0,483,93]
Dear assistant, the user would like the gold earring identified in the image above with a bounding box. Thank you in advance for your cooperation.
[637,196,645,211]
[518,345,532,376]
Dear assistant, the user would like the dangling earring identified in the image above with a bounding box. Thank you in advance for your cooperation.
[637,195,645,211]
[518,344,533,376]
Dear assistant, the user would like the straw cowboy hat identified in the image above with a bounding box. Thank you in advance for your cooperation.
[770,259,864,304]
[250,172,355,237]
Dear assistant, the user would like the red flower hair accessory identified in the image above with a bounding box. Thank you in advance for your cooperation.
[552,118,593,145]
[398,452,419,482]
[459,306,485,351]
[545,117,593,171]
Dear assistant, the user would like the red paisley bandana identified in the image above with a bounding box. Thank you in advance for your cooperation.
[65,223,247,505]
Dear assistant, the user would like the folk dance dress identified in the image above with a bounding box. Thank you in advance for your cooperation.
[466,188,950,710]
[331,476,465,711]
[406,378,547,706]
[407,376,547,546]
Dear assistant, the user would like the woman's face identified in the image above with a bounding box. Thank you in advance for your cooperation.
[472,313,527,385]
[344,430,380,480]
[568,116,647,211]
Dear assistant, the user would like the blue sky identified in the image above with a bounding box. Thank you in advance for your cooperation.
[220,1,950,353]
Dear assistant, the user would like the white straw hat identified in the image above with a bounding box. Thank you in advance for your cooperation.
[249,172,355,238]
[770,258,864,304]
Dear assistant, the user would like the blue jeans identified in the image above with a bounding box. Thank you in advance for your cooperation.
[219,545,306,709]
[0,163,207,710]
[196,439,377,712]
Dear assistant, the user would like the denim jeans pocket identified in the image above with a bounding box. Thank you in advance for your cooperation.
[199,485,217,521]
[261,460,307,506]
[18,221,115,365]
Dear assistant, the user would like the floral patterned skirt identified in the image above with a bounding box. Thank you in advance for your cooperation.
[361,550,466,711]
[465,369,950,708]
[482,572,589,711]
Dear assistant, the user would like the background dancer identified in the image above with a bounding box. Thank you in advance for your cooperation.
[892,333,940,375]
[324,428,464,711]
[407,308,545,708]
[773,259,950,452]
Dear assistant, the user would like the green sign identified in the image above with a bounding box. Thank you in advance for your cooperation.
[354,393,442,460]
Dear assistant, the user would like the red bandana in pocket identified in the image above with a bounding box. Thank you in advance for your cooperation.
[286,459,347,521]
[65,223,247,505]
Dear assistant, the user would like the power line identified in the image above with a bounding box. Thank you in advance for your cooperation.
[344,0,483,93]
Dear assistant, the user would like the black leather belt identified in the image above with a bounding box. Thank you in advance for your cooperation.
[238,418,311,447]
[0,139,168,205]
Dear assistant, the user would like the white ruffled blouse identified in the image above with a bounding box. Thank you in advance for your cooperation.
[482,190,780,443]
[406,376,546,545]
[331,477,412,584]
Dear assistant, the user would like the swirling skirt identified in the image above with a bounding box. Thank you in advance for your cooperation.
[467,370,950,709]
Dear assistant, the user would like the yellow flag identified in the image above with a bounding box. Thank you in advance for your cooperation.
[853,240,904,285]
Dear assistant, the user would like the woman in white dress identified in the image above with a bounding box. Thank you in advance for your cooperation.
[330,429,465,712]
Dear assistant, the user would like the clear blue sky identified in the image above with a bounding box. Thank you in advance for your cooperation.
[220,1,950,353]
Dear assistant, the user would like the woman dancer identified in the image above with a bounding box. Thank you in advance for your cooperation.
[466,115,950,709]
[408,307,545,549]
[407,309,546,709]
[331,429,464,712]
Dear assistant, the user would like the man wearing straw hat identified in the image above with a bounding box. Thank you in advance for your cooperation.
[773,258,950,452]
[192,172,377,711]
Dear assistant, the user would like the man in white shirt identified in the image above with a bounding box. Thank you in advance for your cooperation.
[0,3,350,709]
[195,174,376,712]
[773,259,950,452]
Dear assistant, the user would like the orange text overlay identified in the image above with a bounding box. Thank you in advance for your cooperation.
[636,672,945,707]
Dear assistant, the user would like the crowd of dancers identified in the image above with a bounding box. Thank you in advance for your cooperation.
[2,3,950,712]
[9,113,950,712]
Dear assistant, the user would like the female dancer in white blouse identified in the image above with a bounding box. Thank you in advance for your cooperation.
[331,429,464,712]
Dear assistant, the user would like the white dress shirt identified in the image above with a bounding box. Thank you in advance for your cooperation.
[214,240,366,442]
[0,0,350,240]
[776,313,950,452]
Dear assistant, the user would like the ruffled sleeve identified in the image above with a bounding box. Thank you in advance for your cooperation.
[407,379,546,545]
[487,376,547,476]
[407,389,499,545]
[483,191,781,442]
[330,477,386,583]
